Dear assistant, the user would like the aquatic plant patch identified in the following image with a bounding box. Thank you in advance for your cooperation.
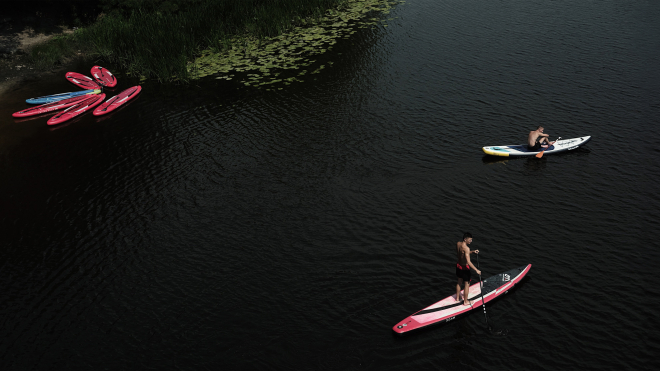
[191,0,402,88]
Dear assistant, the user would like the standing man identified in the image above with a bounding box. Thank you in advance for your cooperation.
[456,232,480,306]
[528,126,556,151]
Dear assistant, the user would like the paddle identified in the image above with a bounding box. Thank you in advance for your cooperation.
[476,253,492,331]
[535,137,561,158]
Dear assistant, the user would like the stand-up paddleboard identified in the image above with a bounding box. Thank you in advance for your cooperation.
[47,94,106,125]
[393,264,531,335]
[26,89,101,105]
[13,95,100,118]
[483,137,591,157]
[93,85,141,116]
[91,65,117,88]
[66,72,101,90]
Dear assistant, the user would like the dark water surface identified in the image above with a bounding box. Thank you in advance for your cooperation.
[1,0,659,369]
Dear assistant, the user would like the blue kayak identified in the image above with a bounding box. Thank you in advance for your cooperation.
[26,89,101,104]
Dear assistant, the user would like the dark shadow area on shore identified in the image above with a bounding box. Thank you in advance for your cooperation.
[0,1,98,57]
[0,1,99,93]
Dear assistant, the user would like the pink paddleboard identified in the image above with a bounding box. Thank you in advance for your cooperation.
[66,72,101,90]
[47,94,106,125]
[93,86,141,116]
[393,264,531,334]
[91,65,117,88]
[13,94,100,118]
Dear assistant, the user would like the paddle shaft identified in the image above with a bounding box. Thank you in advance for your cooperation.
[476,253,491,330]
[535,136,561,158]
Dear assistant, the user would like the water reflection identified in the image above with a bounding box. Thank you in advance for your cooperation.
[523,157,547,171]
[481,155,510,165]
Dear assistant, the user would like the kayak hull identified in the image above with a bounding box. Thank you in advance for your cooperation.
[91,65,117,88]
[393,264,532,335]
[93,86,141,116]
[483,136,591,157]
[66,72,101,90]
[47,94,106,125]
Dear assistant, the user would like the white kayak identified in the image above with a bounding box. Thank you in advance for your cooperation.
[483,136,591,157]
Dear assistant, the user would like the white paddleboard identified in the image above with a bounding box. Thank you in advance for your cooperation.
[483,136,591,157]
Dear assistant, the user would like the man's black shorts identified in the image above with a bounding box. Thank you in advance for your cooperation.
[456,265,471,282]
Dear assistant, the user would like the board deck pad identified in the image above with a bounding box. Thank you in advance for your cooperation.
[393,264,531,334]
[66,72,101,90]
[91,66,117,88]
[482,137,591,157]
[93,86,141,116]
[47,94,105,125]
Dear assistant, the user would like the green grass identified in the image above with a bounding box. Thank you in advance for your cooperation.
[29,35,80,70]
[28,0,394,83]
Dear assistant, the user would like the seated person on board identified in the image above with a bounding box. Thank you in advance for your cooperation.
[528,126,556,151]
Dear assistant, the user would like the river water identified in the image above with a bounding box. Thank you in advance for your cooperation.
[1,0,659,369]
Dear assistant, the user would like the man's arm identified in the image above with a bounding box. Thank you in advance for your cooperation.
[464,247,481,274]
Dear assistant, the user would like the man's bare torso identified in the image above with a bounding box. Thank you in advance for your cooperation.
[456,241,469,265]
[528,130,540,147]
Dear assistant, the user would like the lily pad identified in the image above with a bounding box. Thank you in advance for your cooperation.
[188,0,398,88]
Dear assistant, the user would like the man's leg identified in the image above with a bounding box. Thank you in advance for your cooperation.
[463,281,471,305]
[456,278,463,302]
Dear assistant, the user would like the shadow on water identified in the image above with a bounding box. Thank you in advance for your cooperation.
[523,157,547,171]
[480,155,548,171]
[481,155,511,165]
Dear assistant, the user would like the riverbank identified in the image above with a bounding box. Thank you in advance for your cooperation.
[0,0,398,89]
[0,1,95,95]
[0,32,80,97]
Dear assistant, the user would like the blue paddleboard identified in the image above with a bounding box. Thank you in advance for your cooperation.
[26,89,101,104]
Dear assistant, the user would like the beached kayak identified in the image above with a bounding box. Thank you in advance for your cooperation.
[25,89,101,105]
[482,136,591,157]
[91,65,118,88]
[13,95,100,118]
[47,94,105,125]
[66,72,101,90]
[393,264,531,334]
[93,86,141,116]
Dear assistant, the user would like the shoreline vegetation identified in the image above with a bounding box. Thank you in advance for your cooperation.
[23,0,400,86]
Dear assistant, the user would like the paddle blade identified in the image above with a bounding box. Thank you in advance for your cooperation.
[535,150,545,158]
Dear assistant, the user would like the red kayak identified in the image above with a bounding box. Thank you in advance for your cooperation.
[393,264,531,334]
[91,65,117,88]
[13,94,99,118]
[47,94,106,125]
[66,72,101,90]
[93,86,141,116]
